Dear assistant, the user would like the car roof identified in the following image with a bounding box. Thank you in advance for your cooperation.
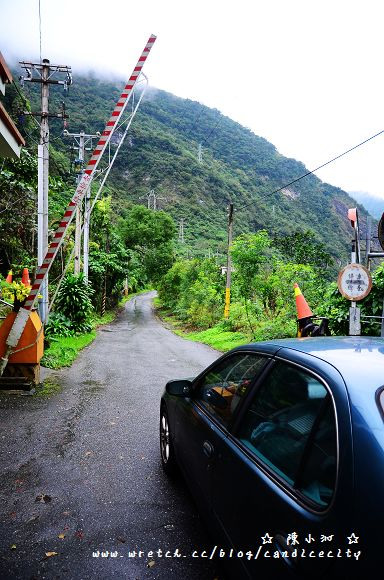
[234,336,384,396]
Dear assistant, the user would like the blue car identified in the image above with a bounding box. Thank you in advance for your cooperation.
[160,336,384,579]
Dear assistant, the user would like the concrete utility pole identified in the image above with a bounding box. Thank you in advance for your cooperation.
[224,202,234,319]
[63,130,99,280]
[19,59,72,322]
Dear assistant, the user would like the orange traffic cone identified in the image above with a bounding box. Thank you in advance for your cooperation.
[21,268,30,287]
[294,283,313,320]
[5,270,12,284]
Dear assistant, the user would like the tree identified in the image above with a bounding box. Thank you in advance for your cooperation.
[272,230,334,271]
[231,231,271,302]
[0,150,37,272]
[121,205,176,285]
[88,197,130,308]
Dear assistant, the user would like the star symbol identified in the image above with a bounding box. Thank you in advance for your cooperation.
[347,533,359,544]
[261,533,273,544]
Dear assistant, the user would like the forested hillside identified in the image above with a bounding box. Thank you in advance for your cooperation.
[12,72,372,260]
[2,69,383,346]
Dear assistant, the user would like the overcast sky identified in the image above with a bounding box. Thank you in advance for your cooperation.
[2,0,384,200]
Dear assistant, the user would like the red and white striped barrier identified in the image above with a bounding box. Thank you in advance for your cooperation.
[23,34,156,311]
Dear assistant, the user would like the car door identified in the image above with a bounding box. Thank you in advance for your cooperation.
[209,355,354,580]
[173,351,271,514]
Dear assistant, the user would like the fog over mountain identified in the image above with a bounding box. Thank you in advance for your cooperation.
[349,191,384,220]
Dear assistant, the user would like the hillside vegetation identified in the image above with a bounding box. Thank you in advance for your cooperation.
[1,71,381,344]
[9,72,373,260]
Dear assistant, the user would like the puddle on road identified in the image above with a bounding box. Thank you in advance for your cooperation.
[100,327,134,333]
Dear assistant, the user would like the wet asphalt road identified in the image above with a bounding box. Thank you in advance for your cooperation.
[0,292,222,580]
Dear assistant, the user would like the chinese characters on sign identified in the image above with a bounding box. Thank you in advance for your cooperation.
[338,263,372,301]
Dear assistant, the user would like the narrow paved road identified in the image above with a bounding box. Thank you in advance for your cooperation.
[0,292,222,579]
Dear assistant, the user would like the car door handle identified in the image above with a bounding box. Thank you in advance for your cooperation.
[203,440,214,457]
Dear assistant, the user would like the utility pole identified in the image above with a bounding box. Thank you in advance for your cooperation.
[63,130,99,279]
[19,59,72,322]
[224,202,234,319]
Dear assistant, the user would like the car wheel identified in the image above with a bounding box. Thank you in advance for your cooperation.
[160,407,178,476]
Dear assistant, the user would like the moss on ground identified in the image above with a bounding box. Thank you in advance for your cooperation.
[35,376,62,397]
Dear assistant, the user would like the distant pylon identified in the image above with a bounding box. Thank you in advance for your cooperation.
[198,142,202,163]
[178,218,185,243]
[139,189,167,211]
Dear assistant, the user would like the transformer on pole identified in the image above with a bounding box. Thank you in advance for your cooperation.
[19,59,72,323]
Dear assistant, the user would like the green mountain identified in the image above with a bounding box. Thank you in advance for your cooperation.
[13,72,372,261]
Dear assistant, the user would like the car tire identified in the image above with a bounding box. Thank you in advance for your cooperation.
[160,406,178,476]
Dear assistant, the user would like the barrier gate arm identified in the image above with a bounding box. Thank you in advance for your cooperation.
[0,35,157,376]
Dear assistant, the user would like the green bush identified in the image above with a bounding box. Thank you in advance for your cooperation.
[45,312,74,337]
[53,273,94,334]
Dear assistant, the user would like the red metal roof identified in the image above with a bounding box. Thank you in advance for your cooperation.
[0,52,13,84]
[0,101,25,147]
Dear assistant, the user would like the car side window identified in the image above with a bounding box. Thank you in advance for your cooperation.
[195,353,268,428]
[296,401,337,506]
[237,361,337,508]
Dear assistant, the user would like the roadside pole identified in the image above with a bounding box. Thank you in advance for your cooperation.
[64,130,100,280]
[348,208,361,335]
[224,202,234,319]
[19,59,72,322]
[337,209,372,336]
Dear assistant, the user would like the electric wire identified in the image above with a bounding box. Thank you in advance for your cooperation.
[200,114,224,147]
[38,0,42,63]
[236,129,384,212]
[11,80,69,176]
[186,101,206,137]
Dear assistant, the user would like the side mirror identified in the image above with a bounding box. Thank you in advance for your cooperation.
[166,379,192,397]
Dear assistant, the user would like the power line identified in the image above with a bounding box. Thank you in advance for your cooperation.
[11,80,69,176]
[187,102,206,137]
[236,129,384,211]
[38,0,42,63]
[200,114,224,147]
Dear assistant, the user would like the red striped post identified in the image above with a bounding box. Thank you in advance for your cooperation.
[23,34,156,312]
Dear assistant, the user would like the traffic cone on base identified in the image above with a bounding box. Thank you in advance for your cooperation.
[5,270,12,283]
[294,283,313,320]
[21,268,30,287]
[294,283,313,337]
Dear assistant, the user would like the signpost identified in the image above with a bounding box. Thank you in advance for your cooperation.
[337,263,372,301]
[337,263,372,336]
